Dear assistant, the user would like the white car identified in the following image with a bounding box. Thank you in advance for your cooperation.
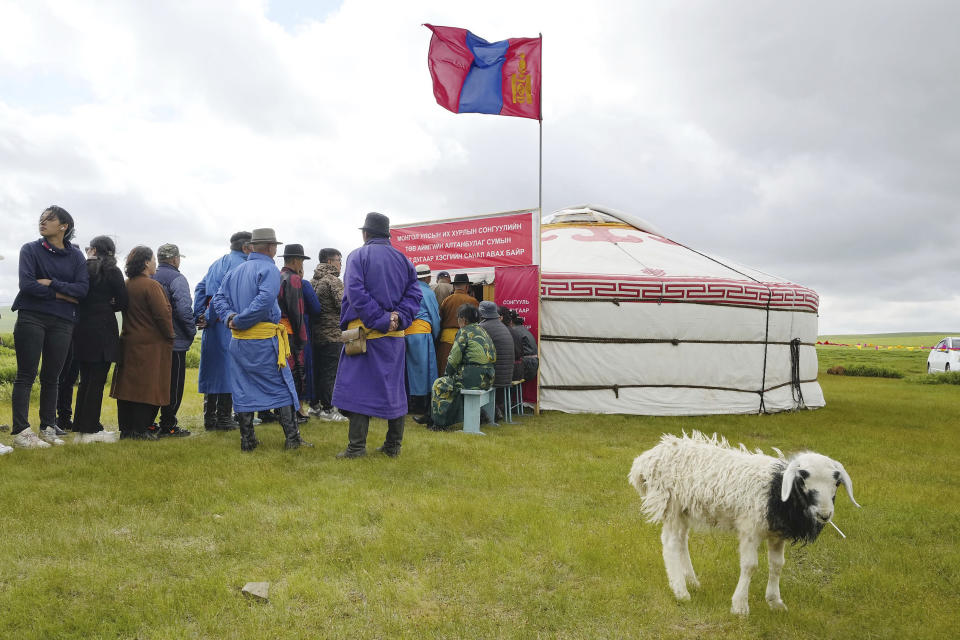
[927,337,960,373]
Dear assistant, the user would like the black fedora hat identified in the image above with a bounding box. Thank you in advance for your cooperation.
[280,243,310,260]
[452,273,470,285]
[359,212,391,237]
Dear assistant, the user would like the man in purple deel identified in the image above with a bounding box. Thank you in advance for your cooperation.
[332,212,421,459]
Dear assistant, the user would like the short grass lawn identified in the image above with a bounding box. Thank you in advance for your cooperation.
[1,350,958,639]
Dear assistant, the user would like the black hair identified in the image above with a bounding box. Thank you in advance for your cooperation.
[229,231,252,251]
[498,306,513,324]
[124,245,154,278]
[42,205,76,244]
[319,248,342,262]
[514,313,525,325]
[86,235,117,283]
[457,303,480,324]
[766,463,825,545]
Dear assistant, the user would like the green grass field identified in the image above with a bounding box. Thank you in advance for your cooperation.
[1,345,957,638]
[819,332,960,347]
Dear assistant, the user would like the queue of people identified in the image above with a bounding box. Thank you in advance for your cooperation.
[3,206,538,457]
[404,268,539,432]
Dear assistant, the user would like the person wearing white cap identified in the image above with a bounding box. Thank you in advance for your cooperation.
[405,264,441,416]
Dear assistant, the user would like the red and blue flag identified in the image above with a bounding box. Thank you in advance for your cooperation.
[425,24,541,120]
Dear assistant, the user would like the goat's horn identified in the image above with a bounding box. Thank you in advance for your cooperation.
[837,463,861,508]
[780,459,799,502]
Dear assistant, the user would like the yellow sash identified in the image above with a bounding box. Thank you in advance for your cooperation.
[347,318,404,339]
[232,322,291,368]
[404,318,432,336]
[440,327,459,344]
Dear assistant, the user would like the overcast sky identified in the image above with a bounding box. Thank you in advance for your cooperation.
[1,0,957,334]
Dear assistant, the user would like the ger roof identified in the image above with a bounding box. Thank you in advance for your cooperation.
[540,205,819,312]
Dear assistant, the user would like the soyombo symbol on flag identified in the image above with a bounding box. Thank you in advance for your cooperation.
[424,24,541,120]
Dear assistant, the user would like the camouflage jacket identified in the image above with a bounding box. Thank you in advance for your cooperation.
[310,262,344,343]
[445,323,496,376]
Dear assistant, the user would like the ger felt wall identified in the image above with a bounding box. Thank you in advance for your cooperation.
[538,298,823,415]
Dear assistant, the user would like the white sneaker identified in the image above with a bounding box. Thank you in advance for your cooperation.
[13,429,52,449]
[76,430,120,444]
[320,409,348,423]
[0,443,13,455]
[39,426,66,446]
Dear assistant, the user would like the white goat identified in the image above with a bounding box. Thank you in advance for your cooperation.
[627,431,859,615]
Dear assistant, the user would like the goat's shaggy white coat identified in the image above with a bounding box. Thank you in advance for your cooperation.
[628,431,859,615]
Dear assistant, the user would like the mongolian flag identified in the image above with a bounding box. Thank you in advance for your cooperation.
[424,24,541,120]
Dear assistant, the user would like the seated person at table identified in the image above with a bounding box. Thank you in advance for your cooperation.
[418,304,496,430]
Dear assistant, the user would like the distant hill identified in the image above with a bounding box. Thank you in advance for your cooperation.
[818,332,960,347]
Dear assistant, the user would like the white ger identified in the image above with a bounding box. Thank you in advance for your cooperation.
[628,431,859,615]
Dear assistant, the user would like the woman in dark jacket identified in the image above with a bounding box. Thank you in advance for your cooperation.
[109,246,174,439]
[10,205,89,449]
[72,236,128,443]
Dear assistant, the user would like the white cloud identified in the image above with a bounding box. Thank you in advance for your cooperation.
[1,0,958,334]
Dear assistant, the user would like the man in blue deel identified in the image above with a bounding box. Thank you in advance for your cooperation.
[404,263,441,419]
[212,228,311,452]
[194,230,251,431]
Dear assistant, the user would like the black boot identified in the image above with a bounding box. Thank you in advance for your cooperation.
[376,416,404,457]
[414,393,434,426]
[336,412,368,458]
[215,394,239,430]
[203,394,217,429]
[237,411,258,451]
[279,405,312,450]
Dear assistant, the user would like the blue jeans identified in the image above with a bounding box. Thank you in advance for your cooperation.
[11,310,75,434]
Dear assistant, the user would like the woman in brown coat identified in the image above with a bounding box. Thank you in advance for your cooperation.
[110,245,174,439]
